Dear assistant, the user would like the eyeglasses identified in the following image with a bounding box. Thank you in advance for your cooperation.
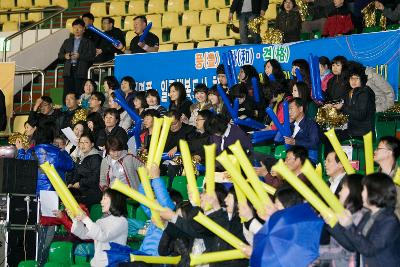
[376,147,391,151]
[196,118,205,122]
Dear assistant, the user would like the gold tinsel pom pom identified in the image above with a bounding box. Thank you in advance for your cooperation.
[295,0,309,21]
[362,2,387,29]
[8,132,30,148]
[71,108,89,126]
[261,28,284,44]
[384,103,400,114]
[316,105,348,129]
[247,16,267,34]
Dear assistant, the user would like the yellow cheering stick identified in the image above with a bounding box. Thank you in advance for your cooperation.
[194,212,247,253]
[153,116,174,165]
[393,168,400,186]
[39,162,82,217]
[180,140,201,206]
[146,117,163,167]
[111,179,165,211]
[363,131,374,175]
[137,167,164,229]
[190,250,246,266]
[217,151,266,218]
[227,155,247,222]
[325,129,355,174]
[262,182,276,195]
[204,144,216,211]
[229,141,273,207]
[316,163,323,178]
[272,159,338,227]
[301,160,345,214]
[130,255,181,264]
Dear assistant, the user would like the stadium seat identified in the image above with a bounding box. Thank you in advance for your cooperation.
[159,43,174,51]
[2,21,19,32]
[109,16,122,29]
[93,18,102,29]
[200,9,218,25]
[47,241,74,265]
[125,30,136,44]
[52,0,68,8]
[162,12,179,28]
[0,0,16,10]
[18,260,38,267]
[109,2,126,16]
[182,11,199,26]
[147,0,165,14]
[128,0,145,15]
[218,38,236,46]
[135,206,149,221]
[0,15,8,23]
[167,0,185,13]
[188,0,205,11]
[146,14,162,28]
[208,0,228,9]
[65,18,75,31]
[270,0,283,3]
[28,12,42,22]
[152,27,163,42]
[12,114,28,133]
[229,21,240,39]
[197,40,215,48]
[218,8,231,23]
[264,4,277,20]
[196,176,204,192]
[123,15,135,30]
[189,25,208,41]
[90,204,103,222]
[171,176,188,200]
[90,3,107,18]
[17,0,32,8]
[209,23,228,40]
[10,13,28,23]
[169,26,188,43]
[177,42,194,50]
[33,0,50,7]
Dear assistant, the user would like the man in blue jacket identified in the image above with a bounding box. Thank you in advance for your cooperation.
[284,97,320,163]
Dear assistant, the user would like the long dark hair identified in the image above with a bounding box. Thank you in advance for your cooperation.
[86,112,105,133]
[103,188,127,217]
[362,173,397,209]
[342,174,363,213]
[263,59,286,84]
[169,82,187,105]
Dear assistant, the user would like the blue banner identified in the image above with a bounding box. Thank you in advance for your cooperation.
[115,30,400,107]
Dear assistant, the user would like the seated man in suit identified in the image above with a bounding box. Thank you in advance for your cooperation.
[284,97,320,163]
[325,151,346,195]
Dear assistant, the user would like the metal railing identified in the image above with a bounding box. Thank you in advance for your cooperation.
[2,7,66,62]
[54,61,115,88]
[15,69,45,112]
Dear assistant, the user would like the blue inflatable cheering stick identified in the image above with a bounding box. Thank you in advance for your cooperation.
[87,25,121,47]
[295,68,303,82]
[221,52,234,88]
[227,50,238,85]
[139,22,153,43]
[217,84,236,119]
[251,130,278,144]
[252,77,261,103]
[309,54,324,102]
[282,100,291,137]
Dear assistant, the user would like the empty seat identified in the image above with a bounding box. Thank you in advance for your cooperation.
[209,23,228,40]
[189,25,207,41]
[10,13,27,23]
[264,4,277,20]
[0,0,16,10]
[197,40,215,48]
[93,18,102,29]
[200,9,217,25]
[229,21,240,39]
[270,0,283,3]
[162,12,179,28]
[167,0,185,13]
[12,115,28,133]
[169,26,188,43]
[2,21,19,32]
[146,14,162,28]
[34,0,50,7]
[177,42,194,50]
[17,0,32,8]
[218,38,235,46]
[188,0,205,11]
[123,15,135,30]
[28,12,42,22]
[219,8,231,23]
[208,0,228,9]
[109,2,126,16]
[128,0,145,15]
[111,16,122,29]
[0,15,8,23]
[90,3,107,18]
[52,0,68,8]
[159,43,174,51]
[182,11,199,26]
[151,27,163,42]
[147,0,165,14]
[125,30,136,45]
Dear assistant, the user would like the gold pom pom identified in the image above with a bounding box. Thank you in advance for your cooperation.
[247,16,267,34]
[362,2,376,28]
[316,105,348,129]
[261,28,284,44]
[295,0,309,21]
[71,108,89,126]
[8,132,30,148]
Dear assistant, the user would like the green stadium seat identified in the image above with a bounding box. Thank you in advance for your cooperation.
[254,145,273,155]
[18,260,38,267]
[135,206,149,221]
[171,176,188,200]
[342,139,367,174]
[196,176,204,192]
[274,145,286,160]
[387,24,400,30]
[375,112,397,141]
[74,255,88,264]
[47,241,74,265]
[90,204,103,222]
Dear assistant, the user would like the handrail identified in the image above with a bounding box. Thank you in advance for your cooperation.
[15,69,45,112]
[2,7,66,62]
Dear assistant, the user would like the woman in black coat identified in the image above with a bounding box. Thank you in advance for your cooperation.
[275,0,302,43]
[67,133,102,208]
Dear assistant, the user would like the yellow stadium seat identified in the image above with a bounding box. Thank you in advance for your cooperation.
[111,16,122,29]
[208,0,228,9]
[229,21,240,39]
[200,9,217,25]
[34,0,50,7]
[177,42,194,50]
[0,15,8,23]
[10,13,27,23]
[188,0,205,11]
[219,8,232,23]
[128,0,145,15]
[28,12,42,22]
[93,18,102,29]
[146,14,162,28]
[182,11,199,26]
[53,0,68,8]
[218,38,235,46]
[90,3,107,18]
[65,18,75,32]
[159,43,174,51]
[190,25,207,41]
[2,21,19,32]
[125,30,136,45]
[167,0,185,13]
[12,115,29,133]
[197,40,215,48]
[109,2,126,16]
[169,26,188,43]
[123,15,134,30]
[270,0,283,3]
[151,27,163,42]
[0,0,16,10]
[162,12,179,28]
[209,23,228,40]
[147,0,165,14]
[264,4,277,20]
[17,0,32,8]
